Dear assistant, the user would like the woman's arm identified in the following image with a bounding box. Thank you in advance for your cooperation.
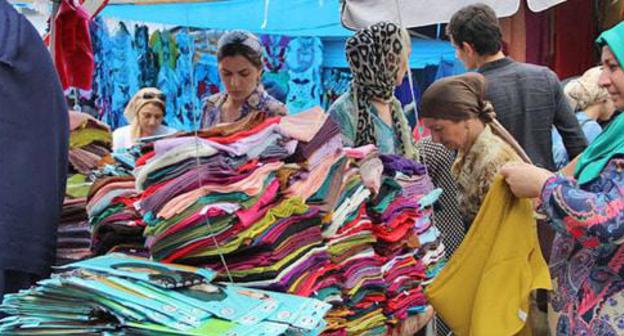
[537,159,624,246]
[502,159,624,246]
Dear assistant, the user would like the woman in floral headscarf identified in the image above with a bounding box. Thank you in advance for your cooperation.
[328,22,417,159]
[200,30,287,128]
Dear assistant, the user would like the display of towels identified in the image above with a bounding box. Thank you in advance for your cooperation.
[0,253,330,335]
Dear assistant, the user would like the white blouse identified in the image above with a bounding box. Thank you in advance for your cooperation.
[112,125,176,152]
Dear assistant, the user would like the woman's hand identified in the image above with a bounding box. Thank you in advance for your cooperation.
[559,155,579,177]
[500,162,555,198]
[390,305,434,336]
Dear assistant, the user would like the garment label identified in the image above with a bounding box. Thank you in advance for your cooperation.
[518,309,528,322]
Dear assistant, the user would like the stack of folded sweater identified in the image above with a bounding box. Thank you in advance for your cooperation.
[57,112,113,265]
[84,108,445,335]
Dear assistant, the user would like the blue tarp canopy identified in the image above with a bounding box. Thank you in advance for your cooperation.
[100,0,460,69]
[101,0,352,37]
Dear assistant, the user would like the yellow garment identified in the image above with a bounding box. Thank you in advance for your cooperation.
[425,177,551,336]
[69,128,112,149]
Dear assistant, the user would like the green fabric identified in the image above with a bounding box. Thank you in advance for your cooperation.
[369,178,402,214]
[574,113,624,185]
[335,179,363,207]
[309,157,347,202]
[69,128,111,149]
[144,192,251,235]
[152,216,236,259]
[90,203,125,227]
[229,242,322,278]
[66,174,91,199]
[329,90,417,160]
[597,21,624,69]
[126,319,234,336]
[187,197,309,258]
[328,233,376,257]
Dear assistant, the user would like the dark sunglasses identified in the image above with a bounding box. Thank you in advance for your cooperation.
[142,92,166,101]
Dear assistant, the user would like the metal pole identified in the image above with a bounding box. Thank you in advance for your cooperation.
[48,0,60,62]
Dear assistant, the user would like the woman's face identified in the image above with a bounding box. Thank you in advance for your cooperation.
[423,118,471,151]
[219,55,262,101]
[395,46,411,86]
[599,46,624,110]
[138,103,164,137]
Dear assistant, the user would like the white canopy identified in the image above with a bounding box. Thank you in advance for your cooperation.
[341,0,567,30]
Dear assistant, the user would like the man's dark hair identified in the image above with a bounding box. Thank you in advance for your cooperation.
[446,3,503,56]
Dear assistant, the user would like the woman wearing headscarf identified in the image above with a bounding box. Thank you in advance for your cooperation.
[420,72,531,228]
[328,22,417,159]
[552,66,616,169]
[330,22,437,334]
[112,87,175,151]
[201,30,287,128]
[501,22,624,335]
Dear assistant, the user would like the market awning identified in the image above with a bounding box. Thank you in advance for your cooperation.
[100,0,354,37]
[341,0,567,30]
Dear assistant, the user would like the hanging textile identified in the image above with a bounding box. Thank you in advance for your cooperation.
[90,18,113,122]
[174,29,200,131]
[191,30,223,101]
[194,54,221,100]
[108,22,140,129]
[150,30,180,129]
[525,7,553,67]
[261,34,291,103]
[53,0,94,90]
[285,37,323,114]
[552,0,596,79]
[321,68,351,110]
[134,25,159,88]
[499,2,527,63]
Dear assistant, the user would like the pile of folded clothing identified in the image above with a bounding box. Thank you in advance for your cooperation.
[68,111,113,175]
[57,112,114,265]
[87,174,144,256]
[83,108,445,335]
[0,253,331,336]
[369,154,444,329]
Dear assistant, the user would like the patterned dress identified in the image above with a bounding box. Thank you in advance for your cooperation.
[200,85,287,129]
[538,156,624,335]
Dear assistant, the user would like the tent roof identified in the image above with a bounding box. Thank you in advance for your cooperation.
[341,0,567,30]
[99,0,461,69]
[100,0,353,37]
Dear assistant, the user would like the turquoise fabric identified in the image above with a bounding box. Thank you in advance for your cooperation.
[597,21,624,68]
[328,90,408,156]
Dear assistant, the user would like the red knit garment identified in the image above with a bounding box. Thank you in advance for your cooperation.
[54,0,94,90]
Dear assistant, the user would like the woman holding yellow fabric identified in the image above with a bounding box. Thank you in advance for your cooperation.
[420,72,530,228]
[422,73,550,336]
[502,22,624,335]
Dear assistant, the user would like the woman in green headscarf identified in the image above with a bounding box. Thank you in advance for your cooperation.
[501,22,624,335]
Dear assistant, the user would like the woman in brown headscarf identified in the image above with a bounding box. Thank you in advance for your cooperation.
[420,72,530,228]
